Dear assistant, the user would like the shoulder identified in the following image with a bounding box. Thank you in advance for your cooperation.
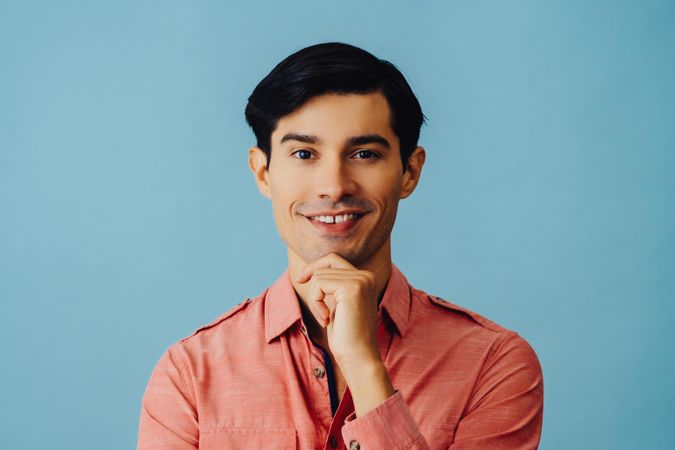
[410,287,541,366]
[414,287,512,335]
[155,291,270,383]
[175,290,268,347]
[489,331,541,370]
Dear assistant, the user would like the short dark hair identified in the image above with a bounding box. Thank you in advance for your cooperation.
[245,42,426,171]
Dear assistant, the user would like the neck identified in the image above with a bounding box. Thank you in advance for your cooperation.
[288,241,393,347]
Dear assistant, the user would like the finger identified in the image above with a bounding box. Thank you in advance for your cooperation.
[310,301,330,328]
[296,253,355,283]
[312,274,369,300]
[323,293,337,315]
[309,278,342,323]
[308,277,344,325]
[308,281,330,327]
[304,268,359,280]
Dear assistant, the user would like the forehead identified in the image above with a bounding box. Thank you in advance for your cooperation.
[271,92,396,145]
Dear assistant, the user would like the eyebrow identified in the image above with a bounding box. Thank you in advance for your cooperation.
[280,133,318,145]
[348,134,391,149]
[279,133,391,149]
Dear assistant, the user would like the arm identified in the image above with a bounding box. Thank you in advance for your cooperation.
[295,254,425,448]
[449,333,544,449]
[137,345,199,450]
[340,333,543,450]
[296,254,543,449]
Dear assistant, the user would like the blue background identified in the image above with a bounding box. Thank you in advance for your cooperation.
[1,1,673,449]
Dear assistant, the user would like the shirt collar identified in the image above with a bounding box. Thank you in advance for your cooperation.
[264,263,412,343]
[379,264,412,338]
[264,270,303,343]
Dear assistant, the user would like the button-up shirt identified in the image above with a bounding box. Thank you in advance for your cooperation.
[137,264,543,449]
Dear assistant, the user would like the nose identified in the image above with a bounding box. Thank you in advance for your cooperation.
[315,155,358,202]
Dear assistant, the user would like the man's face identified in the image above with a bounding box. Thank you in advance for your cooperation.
[249,92,424,267]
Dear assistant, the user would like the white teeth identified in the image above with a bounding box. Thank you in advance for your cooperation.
[313,213,360,223]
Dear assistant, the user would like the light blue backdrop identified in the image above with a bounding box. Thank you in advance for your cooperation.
[1,1,673,449]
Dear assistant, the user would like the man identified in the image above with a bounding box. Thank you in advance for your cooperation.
[137,42,543,450]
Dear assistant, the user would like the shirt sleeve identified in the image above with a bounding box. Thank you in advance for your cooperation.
[340,332,543,450]
[450,332,544,450]
[137,344,199,450]
[341,390,430,449]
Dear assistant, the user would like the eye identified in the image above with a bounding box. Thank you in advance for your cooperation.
[353,149,379,159]
[292,149,313,160]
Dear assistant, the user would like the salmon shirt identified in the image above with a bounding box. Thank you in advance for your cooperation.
[137,264,543,449]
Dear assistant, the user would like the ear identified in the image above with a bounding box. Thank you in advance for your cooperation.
[400,146,426,199]
[248,146,271,199]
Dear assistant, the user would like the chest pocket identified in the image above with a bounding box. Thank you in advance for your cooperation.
[199,427,297,450]
[428,421,458,449]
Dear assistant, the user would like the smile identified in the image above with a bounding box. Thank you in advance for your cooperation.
[308,213,360,224]
[303,212,366,234]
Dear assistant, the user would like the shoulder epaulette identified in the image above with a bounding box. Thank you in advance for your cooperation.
[180,298,252,342]
[428,295,506,334]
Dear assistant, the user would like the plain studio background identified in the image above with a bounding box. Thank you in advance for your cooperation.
[1,1,673,449]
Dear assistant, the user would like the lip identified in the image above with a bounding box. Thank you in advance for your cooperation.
[302,211,366,235]
[302,209,367,217]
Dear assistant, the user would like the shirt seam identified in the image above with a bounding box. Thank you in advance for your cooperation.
[343,399,423,450]
[179,297,257,344]
[200,425,296,434]
[169,343,198,413]
[399,433,424,450]
[461,330,517,419]
[423,291,510,335]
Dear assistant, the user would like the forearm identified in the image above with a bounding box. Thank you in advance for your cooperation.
[339,356,432,450]
[340,357,396,417]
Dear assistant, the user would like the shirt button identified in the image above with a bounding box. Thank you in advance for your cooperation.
[349,441,360,450]
[313,367,326,378]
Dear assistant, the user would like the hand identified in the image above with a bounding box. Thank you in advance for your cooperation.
[296,253,396,416]
[295,253,380,367]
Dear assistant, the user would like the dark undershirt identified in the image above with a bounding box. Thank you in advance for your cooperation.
[311,341,339,416]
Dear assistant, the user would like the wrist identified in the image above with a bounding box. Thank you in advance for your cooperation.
[335,349,382,377]
[341,359,395,417]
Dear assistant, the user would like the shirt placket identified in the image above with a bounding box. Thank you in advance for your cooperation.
[320,315,394,450]
[299,324,335,434]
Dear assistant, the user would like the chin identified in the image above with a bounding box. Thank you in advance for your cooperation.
[324,248,373,267]
[295,245,368,267]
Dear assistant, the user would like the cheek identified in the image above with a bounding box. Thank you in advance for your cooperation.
[364,170,403,207]
[269,174,305,218]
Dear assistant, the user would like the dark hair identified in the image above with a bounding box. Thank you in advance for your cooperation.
[245,42,426,171]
